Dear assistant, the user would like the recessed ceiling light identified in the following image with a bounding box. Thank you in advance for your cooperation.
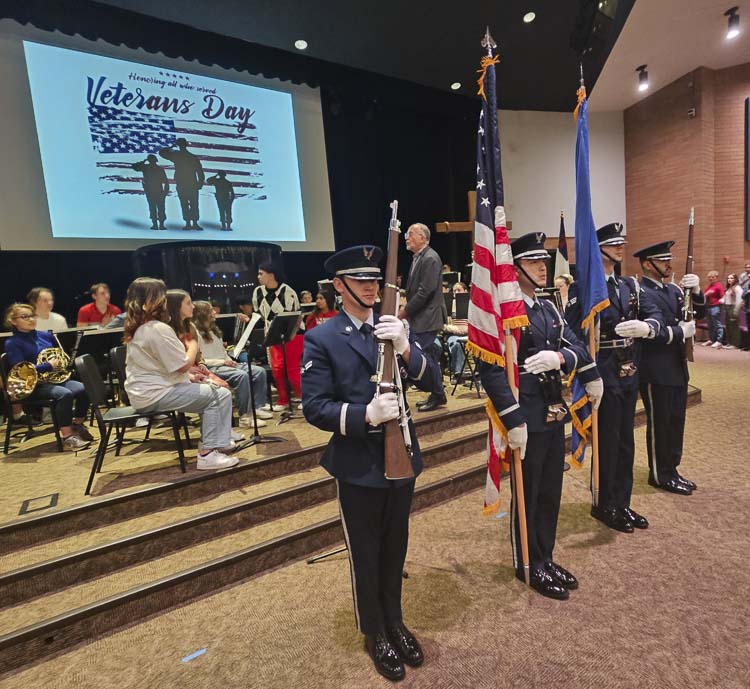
[523,12,536,24]
[450,82,461,90]
[725,7,740,40]
[294,39,308,50]
[636,64,649,92]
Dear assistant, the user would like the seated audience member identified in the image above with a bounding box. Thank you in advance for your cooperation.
[77,283,122,328]
[554,273,574,310]
[304,291,337,330]
[252,263,303,408]
[444,282,469,379]
[722,273,743,349]
[192,300,274,427]
[300,290,314,305]
[123,278,239,470]
[26,287,68,332]
[4,303,92,450]
[210,300,222,315]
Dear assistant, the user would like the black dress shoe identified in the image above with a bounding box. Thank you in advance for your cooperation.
[591,505,634,533]
[364,632,405,681]
[545,561,578,590]
[648,477,692,495]
[621,507,649,529]
[418,394,447,412]
[516,567,569,600]
[385,623,424,667]
[676,474,697,491]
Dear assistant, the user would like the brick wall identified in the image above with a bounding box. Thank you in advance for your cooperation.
[623,62,750,280]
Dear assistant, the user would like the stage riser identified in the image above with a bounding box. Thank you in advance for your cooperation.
[0,404,488,555]
[0,466,486,677]
[0,432,487,609]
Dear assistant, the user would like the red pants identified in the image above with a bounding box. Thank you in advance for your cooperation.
[269,334,303,405]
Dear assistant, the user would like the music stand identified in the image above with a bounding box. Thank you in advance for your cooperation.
[228,316,285,448]
[263,312,302,425]
[442,271,460,287]
[454,292,469,320]
[443,293,453,318]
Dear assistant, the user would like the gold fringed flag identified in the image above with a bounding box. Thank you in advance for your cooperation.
[468,49,528,514]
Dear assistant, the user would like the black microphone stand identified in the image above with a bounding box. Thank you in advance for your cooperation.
[228,340,284,450]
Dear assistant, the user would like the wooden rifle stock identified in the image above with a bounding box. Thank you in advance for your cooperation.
[380,200,414,480]
[684,207,695,362]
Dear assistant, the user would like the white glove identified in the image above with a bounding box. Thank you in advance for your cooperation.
[374,315,409,355]
[507,424,528,460]
[365,392,399,426]
[523,350,561,374]
[681,273,701,295]
[584,378,604,411]
[614,319,651,339]
[679,320,696,339]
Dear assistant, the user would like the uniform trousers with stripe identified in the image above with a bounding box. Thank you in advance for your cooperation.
[594,382,638,510]
[639,382,687,484]
[337,479,415,635]
[510,427,565,574]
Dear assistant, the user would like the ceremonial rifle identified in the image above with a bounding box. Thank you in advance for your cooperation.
[375,200,414,479]
[683,207,695,362]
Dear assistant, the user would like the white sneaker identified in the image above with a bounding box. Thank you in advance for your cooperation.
[724,344,736,350]
[197,450,239,470]
[254,408,274,420]
[711,341,722,349]
[262,403,286,412]
[135,417,150,428]
[239,415,266,428]
[63,435,91,451]
[701,340,713,347]
[231,430,246,442]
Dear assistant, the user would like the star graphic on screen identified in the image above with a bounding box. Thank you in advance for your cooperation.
[480,197,490,207]
[478,126,485,135]
[476,179,486,190]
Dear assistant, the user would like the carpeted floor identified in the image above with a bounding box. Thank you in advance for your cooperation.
[1,347,748,689]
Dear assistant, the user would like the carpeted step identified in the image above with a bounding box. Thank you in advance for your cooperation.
[0,399,487,555]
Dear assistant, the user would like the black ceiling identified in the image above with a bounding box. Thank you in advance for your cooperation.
[82,0,634,112]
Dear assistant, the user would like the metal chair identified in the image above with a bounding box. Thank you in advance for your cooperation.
[75,354,189,495]
[0,353,63,454]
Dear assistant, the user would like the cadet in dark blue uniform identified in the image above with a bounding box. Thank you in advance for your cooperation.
[480,233,603,600]
[302,245,441,682]
[634,241,705,496]
[567,223,663,533]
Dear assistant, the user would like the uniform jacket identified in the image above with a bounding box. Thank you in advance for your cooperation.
[405,245,445,333]
[4,329,57,373]
[302,310,441,487]
[479,299,600,434]
[566,275,663,391]
[638,277,706,386]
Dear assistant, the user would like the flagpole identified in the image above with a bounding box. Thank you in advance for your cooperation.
[504,330,530,587]
[588,326,601,507]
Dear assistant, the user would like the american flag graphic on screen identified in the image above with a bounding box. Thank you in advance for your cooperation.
[87,105,266,199]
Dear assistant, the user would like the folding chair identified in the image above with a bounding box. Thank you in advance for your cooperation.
[1,353,63,454]
[75,354,189,495]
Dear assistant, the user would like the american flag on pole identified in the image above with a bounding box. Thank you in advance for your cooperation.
[87,105,266,199]
[466,47,528,515]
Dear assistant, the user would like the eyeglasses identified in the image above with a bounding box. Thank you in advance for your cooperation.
[15,314,36,320]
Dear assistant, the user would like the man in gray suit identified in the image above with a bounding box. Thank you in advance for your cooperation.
[399,223,447,411]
